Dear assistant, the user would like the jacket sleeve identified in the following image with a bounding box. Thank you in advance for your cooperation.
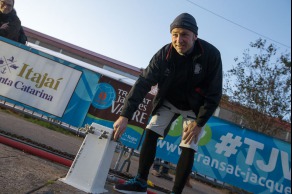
[0,14,21,40]
[196,49,223,127]
[121,53,162,120]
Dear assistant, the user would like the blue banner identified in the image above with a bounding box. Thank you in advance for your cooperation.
[156,116,291,194]
[1,37,103,127]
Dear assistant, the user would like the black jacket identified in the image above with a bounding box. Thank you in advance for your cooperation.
[121,38,222,127]
[0,9,21,42]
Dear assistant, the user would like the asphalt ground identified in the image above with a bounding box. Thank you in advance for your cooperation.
[0,108,229,194]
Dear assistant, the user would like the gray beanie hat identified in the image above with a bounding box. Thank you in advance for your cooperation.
[170,13,198,35]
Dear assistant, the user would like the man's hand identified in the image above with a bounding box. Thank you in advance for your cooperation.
[113,116,129,141]
[183,121,202,145]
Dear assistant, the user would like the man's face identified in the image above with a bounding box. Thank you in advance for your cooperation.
[0,0,13,14]
[171,28,197,55]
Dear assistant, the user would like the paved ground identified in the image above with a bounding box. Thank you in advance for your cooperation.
[0,108,229,194]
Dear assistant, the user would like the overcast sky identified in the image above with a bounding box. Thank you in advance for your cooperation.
[15,0,291,73]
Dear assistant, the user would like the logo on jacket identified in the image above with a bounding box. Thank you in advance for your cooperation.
[164,68,171,76]
[194,63,202,74]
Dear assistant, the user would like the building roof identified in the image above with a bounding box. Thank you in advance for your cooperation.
[220,95,291,132]
[23,26,142,77]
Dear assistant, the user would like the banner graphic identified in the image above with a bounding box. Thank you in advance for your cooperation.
[156,116,291,194]
[0,40,82,117]
[83,76,154,149]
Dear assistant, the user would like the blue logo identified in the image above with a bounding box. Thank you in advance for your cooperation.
[92,83,116,109]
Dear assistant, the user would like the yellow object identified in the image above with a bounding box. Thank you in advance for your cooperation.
[147,180,154,187]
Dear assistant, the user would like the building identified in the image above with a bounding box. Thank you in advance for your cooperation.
[23,27,141,81]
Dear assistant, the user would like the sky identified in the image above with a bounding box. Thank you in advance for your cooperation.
[14,0,291,74]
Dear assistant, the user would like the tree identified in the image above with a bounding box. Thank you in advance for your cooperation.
[224,38,291,135]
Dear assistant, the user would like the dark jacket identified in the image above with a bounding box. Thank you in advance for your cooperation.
[121,38,223,127]
[0,9,21,42]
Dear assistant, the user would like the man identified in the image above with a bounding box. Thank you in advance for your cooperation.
[113,13,222,194]
[0,0,22,42]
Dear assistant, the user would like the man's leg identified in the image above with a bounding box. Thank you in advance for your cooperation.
[172,147,195,194]
[113,129,159,194]
[138,101,178,180]
[138,129,160,180]
[171,109,204,193]
[114,101,177,193]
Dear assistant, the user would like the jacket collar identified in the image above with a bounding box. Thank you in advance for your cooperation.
[193,38,204,61]
[166,38,204,62]
[0,8,16,18]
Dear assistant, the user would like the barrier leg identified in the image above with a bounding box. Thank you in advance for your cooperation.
[60,123,117,194]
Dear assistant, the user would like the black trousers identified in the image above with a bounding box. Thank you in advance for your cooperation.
[138,129,195,194]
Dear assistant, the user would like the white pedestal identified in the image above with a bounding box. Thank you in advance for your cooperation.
[61,123,117,194]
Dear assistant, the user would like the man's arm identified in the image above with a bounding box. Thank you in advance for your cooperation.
[113,116,129,141]
[0,14,21,39]
[196,49,223,127]
[113,51,163,140]
[183,48,222,145]
[120,53,163,120]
